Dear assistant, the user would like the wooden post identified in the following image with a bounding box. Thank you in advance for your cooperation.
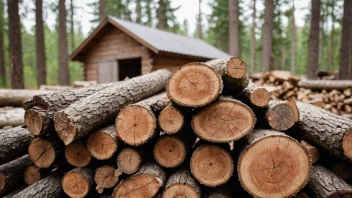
[94,165,119,194]
[87,125,118,160]
[65,140,91,167]
[62,168,93,198]
[158,104,184,134]
[162,170,201,198]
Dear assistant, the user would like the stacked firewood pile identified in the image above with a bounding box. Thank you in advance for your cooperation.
[1,57,352,198]
[251,70,352,118]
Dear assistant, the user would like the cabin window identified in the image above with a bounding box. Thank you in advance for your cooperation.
[118,58,142,80]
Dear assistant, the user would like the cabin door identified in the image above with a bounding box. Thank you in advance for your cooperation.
[117,58,142,80]
[97,60,119,84]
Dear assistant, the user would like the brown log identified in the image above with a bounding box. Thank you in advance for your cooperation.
[298,79,352,90]
[331,160,352,181]
[205,57,249,94]
[116,147,143,175]
[62,168,93,198]
[0,126,34,164]
[309,165,352,198]
[23,165,49,185]
[112,162,166,198]
[158,104,184,134]
[166,62,223,108]
[294,102,352,161]
[301,140,320,163]
[87,125,118,160]
[191,98,256,143]
[0,155,32,194]
[0,89,52,107]
[94,165,119,194]
[190,144,233,187]
[24,107,55,136]
[28,137,61,168]
[236,82,271,108]
[116,92,170,146]
[265,99,299,131]
[54,69,171,145]
[0,107,24,128]
[162,170,201,198]
[238,129,311,197]
[65,140,91,167]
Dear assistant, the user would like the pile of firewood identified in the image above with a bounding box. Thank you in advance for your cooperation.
[1,57,352,198]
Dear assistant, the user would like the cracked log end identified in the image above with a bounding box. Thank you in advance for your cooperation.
[54,111,76,145]
[225,57,247,79]
[65,140,91,167]
[23,165,41,185]
[163,183,198,198]
[192,98,256,143]
[190,145,233,187]
[87,131,118,160]
[343,129,352,160]
[117,148,142,174]
[24,109,44,135]
[28,138,56,168]
[62,171,90,198]
[266,101,299,131]
[153,136,186,168]
[94,165,119,193]
[116,105,157,146]
[158,105,184,134]
[249,87,270,107]
[238,135,311,197]
[166,62,222,108]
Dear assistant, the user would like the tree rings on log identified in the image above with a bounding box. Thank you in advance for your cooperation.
[24,108,47,136]
[266,100,299,131]
[343,129,352,160]
[94,165,119,194]
[225,57,247,80]
[162,170,201,198]
[154,135,187,168]
[87,126,118,160]
[23,165,42,185]
[65,140,91,167]
[166,62,223,108]
[62,168,93,198]
[192,98,256,143]
[116,147,142,175]
[158,105,184,134]
[190,144,233,187]
[28,138,56,168]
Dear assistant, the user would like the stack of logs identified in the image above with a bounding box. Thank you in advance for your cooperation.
[1,57,352,198]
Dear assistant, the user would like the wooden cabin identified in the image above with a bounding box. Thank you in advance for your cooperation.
[69,16,230,83]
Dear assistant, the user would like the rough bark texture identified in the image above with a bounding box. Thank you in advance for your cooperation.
[0,1,5,84]
[250,0,256,74]
[0,107,24,128]
[0,89,52,107]
[163,170,201,198]
[158,104,184,134]
[0,126,34,165]
[58,0,69,85]
[157,0,166,30]
[228,0,239,56]
[307,0,320,79]
[35,0,46,86]
[309,165,352,198]
[54,69,171,145]
[236,83,270,108]
[62,168,93,198]
[261,0,273,72]
[298,80,352,90]
[265,99,299,131]
[87,125,119,160]
[338,0,352,79]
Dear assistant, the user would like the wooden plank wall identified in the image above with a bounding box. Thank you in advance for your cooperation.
[153,54,209,73]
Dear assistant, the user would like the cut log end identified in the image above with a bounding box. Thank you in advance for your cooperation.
[24,109,44,135]
[87,131,118,160]
[343,129,352,160]
[54,111,76,145]
[249,88,270,107]
[23,166,41,185]
[154,136,186,168]
[158,106,184,134]
[65,141,91,167]
[192,99,256,143]
[28,138,56,168]
[267,102,297,131]
[238,136,311,197]
[190,145,233,187]
[162,184,199,198]
[225,57,247,79]
[113,174,160,198]
[117,148,142,174]
[94,166,119,193]
[62,172,90,198]
[300,140,320,163]
[167,63,222,108]
[116,105,156,146]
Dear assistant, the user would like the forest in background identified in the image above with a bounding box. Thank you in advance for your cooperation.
[1,0,351,89]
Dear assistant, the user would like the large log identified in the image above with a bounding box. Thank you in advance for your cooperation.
[116,92,170,146]
[0,89,52,107]
[237,129,311,197]
[166,62,223,108]
[28,137,62,168]
[162,170,201,198]
[236,82,271,108]
[94,165,119,194]
[265,99,299,131]
[0,107,24,128]
[54,69,171,145]
[116,147,143,175]
[87,125,118,160]
[65,140,91,167]
[158,104,184,135]
[298,79,352,90]
[0,155,32,194]
[0,126,34,164]
[294,102,352,161]
[62,168,94,198]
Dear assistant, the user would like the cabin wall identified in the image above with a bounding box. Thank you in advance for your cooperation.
[152,54,209,73]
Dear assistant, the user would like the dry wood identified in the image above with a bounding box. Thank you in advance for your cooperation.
[28,137,61,168]
[331,160,352,181]
[191,98,255,143]
[301,140,320,163]
[65,140,91,167]
[23,165,49,185]
[95,165,119,194]
[0,89,52,107]
[236,82,271,108]
[0,155,32,195]
[73,81,97,88]
[166,62,223,108]
[0,107,24,128]
[238,129,311,197]
[24,107,54,136]
[113,162,166,198]
[55,69,171,145]
[298,80,352,90]
[2,186,26,198]
[158,104,184,134]
[0,126,34,165]
[265,99,299,131]
[62,168,93,198]
[87,125,118,160]
[162,170,201,198]
[116,147,143,175]
[116,92,170,146]
[39,85,71,91]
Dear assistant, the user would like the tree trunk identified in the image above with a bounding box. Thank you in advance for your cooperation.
[261,0,273,72]
[28,137,62,168]
[235,83,270,108]
[59,0,69,85]
[228,0,239,56]
[0,155,32,195]
[116,92,170,146]
[162,170,201,198]
[0,107,24,128]
[294,102,352,162]
[290,2,296,74]
[116,147,143,175]
[7,0,24,89]
[280,44,286,70]
[99,0,106,21]
[23,165,49,185]
[338,0,352,79]
[265,99,299,131]
[307,0,320,79]
[250,0,256,74]
[0,1,5,85]
[157,0,166,30]
[135,0,141,23]
[94,165,119,194]
[70,0,74,51]
[0,89,51,107]
[65,140,91,167]
[87,125,118,160]
[54,69,171,145]
[301,140,320,163]
[158,104,184,134]
[238,129,311,197]
[62,168,94,197]
[0,126,33,165]
[328,3,335,72]
[35,0,46,86]
[197,0,203,39]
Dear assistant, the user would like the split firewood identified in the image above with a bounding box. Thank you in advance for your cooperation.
[23,165,49,185]
[0,89,52,107]
[166,62,223,108]
[301,140,320,163]
[237,129,311,197]
[24,107,55,136]
[54,69,171,145]
[298,80,352,90]
[236,82,271,108]
[0,126,34,164]
[162,170,201,198]
[116,147,143,175]
[116,92,170,146]
[65,140,91,167]
[94,165,119,194]
[265,99,299,131]
[87,125,118,160]
[0,107,24,128]
[62,168,94,198]
[28,137,62,168]
[158,104,184,134]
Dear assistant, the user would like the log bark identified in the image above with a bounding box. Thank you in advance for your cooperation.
[237,129,311,197]
[158,104,184,134]
[166,62,223,108]
[309,165,352,198]
[0,89,52,107]
[28,137,62,168]
[116,147,143,175]
[301,140,320,163]
[0,155,32,195]
[62,168,93,198]
[0,126,34,164]
[191,98,256,143]
[65,140,91,167]
[23,165,49,185]
[94,165,119,194]
[236,82,271,108]
[331,160,352,181]
[54,69,171,145]
[298,80,352,90]
[0,107,24,128]
[162,170,201,198]
[265,99,299,131]
[294,102,352,161]
[116,92,170,146]
[87,125,118,160]
[113,162,166,198]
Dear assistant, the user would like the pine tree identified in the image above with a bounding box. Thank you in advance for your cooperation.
[36,0,47,86]
[250,0,256,73]
[338,0,352,79]
[228,0,239,56]
[307,0,320,79]
[0,0,4,85]
[261,0,274,72]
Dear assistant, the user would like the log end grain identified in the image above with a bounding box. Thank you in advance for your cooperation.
[249,87,271,107]
[24,109,44,136]
[267,101,299,131]
[65,140,91,167]
[162,184,199,198]
[116,147,142,174]
[301,140,320,163]
[158,105,184,134]
[23,165,41,185]
[62,169,92,198]
[87,131,118,160]
[153,136,186,168]
[225,57,247,79]
[54,111,76,145]
[28,138,56,168]
[166,62,223,108]
[94,165,119,194]
[343,129,352,160]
